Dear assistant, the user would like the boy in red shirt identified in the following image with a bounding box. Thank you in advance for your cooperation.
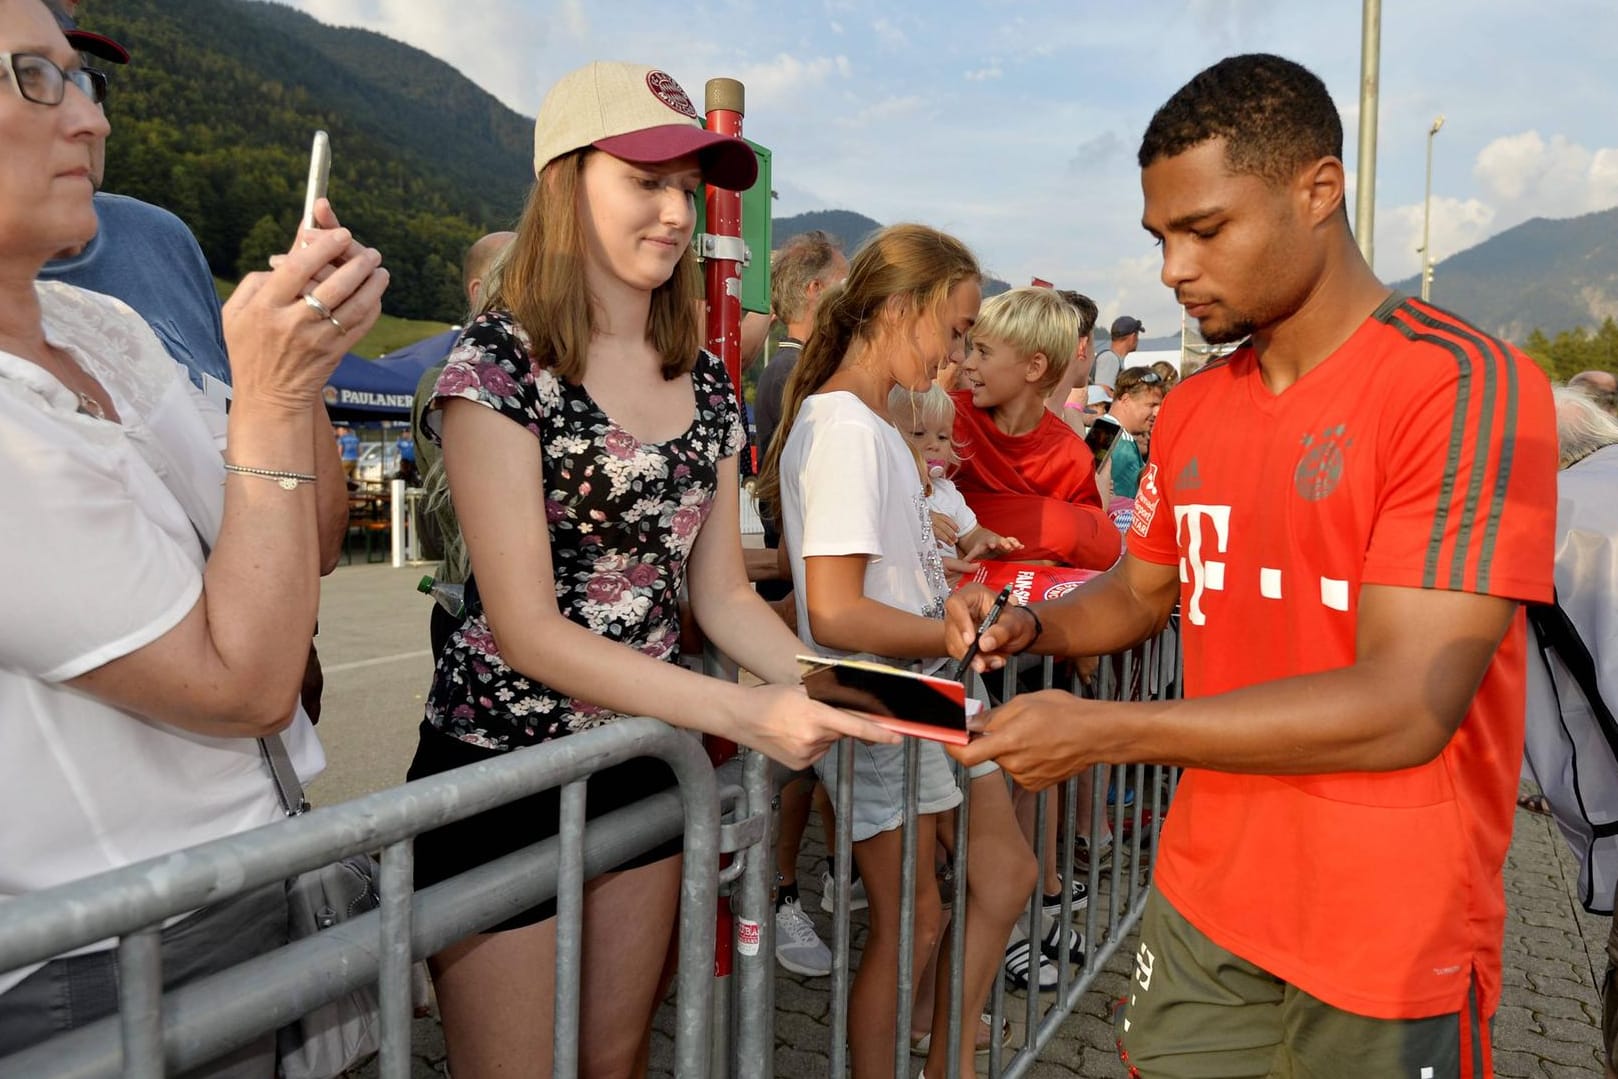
[950,287,1122,570]
[948,54,1556,1077]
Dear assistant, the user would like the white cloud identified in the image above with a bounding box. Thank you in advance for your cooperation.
[1372,196,1497,284]
[1474,132,1618,222]
[871,17,907,48]
[728,54,853,110]
[965,64,1004,82]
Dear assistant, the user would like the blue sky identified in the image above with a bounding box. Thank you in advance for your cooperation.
[274,0,1617,336]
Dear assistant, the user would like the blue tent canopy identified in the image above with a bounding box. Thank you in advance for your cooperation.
[321,353,419,417]
[373,328,460,383]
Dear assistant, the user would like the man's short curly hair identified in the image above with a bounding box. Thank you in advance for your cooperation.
[1138,54,1342,188]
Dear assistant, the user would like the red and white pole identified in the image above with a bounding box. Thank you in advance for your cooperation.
[702,77,747,406]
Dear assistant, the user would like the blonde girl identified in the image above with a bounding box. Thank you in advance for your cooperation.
[756,224,1038,1079]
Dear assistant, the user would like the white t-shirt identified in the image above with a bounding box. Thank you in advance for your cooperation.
[0,283,323,992]
[927,475,978,555]
[778,392,950,658]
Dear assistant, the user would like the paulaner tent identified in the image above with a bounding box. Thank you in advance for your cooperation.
[321,353,417,419]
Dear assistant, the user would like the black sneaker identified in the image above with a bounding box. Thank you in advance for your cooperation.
[1040,877,1089,917]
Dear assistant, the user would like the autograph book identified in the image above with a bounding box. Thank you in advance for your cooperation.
[796,655,976,746]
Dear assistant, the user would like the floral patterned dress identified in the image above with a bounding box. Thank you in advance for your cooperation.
[423,311,744,751]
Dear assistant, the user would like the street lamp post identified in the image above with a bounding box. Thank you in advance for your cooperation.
[1419,114,1445,302]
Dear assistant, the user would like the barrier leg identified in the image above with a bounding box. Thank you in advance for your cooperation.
[116,927,163,1079]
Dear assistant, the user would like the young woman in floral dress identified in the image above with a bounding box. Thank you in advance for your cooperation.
[404,62,893,1078]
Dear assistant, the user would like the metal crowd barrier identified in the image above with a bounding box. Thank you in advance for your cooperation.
[715,618,1182,1079]
[0,718,723,1079]
[0,623,1180,1079]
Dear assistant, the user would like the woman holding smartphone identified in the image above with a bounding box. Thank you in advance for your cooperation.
[407,62,893,1077]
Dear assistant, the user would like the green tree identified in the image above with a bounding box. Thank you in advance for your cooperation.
[235,214,288,278]
[1520,319,1618,382]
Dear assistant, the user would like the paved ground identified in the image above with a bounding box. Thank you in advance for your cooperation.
[317,561,1609,1077]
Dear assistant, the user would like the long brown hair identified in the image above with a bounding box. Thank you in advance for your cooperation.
[482,150,702,382]
[753,223,979,511]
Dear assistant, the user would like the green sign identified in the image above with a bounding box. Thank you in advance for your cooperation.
[694,138,772,314]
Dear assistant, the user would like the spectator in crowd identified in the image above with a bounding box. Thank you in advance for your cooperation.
[0,2,387,1070]
[1050,288,1101,432]
[36,7,232,400]
[755,230,847,470]
[1091,314,1142,397]
[1569,369,1617,416]
[949,52,1556,1077]
[888,382,1021,572]
[336,422,359,483]
[42,3,341,734]
[1093,366,1166,503]
[1149,358,1180,389]
[756,222,1039,1078]
[950,286,1122,569]
[406,61,892,1079]
[394,427,417,485]
[1521,386,1618,1078]
[410,230,514,588]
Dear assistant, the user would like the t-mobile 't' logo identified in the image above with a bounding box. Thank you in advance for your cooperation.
[1174,504,1232,626]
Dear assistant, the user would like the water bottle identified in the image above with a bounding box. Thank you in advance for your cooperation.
[416,575,464,618]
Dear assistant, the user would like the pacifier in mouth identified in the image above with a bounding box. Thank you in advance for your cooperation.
[926,459,947,478]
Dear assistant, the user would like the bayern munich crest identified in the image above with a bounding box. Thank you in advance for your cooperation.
[1294,425,1351,501]
[646,71,698,119]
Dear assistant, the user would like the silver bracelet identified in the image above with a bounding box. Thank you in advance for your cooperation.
[223,463,318,490]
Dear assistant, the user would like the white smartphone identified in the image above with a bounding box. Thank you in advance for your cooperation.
[300,130,330,231]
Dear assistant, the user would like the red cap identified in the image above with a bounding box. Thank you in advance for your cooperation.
[66,29,130,65]
[593,126,757,192]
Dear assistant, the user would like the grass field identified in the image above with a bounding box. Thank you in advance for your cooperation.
[213,278,452,359]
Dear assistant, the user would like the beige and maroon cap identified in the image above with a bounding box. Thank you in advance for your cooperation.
[533,61,757,191]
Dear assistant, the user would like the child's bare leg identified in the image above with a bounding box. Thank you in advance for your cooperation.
[927,772,1038,1079]
[849,816,943,1079]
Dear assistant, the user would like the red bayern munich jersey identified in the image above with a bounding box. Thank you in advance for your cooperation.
[1127,294,1556,1020]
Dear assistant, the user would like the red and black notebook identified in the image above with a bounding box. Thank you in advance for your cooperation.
[797,655,976,746]
[956,562,1100,604]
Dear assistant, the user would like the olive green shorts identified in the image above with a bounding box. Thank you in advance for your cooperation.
[1117,892,1490,1078]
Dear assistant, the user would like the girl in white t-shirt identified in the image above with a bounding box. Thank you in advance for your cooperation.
[755,224,1038,1079]
[888,383,1021,574]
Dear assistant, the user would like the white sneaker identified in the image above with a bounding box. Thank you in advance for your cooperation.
[775,898,833,977]
[819,866,869,914]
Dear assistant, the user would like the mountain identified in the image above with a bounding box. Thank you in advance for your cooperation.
[78,2,1613,341]
[83,0,533,322]
[1390,206,1618,340]
[771,210,1012,296]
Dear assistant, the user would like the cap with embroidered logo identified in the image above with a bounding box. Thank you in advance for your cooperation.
[533,61,757,192]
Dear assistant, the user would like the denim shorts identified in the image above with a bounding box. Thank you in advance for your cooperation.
[814,737,963,843]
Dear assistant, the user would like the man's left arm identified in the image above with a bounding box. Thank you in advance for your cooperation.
[955,583,1516,788]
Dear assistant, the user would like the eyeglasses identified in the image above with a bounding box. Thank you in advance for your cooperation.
[0,52,107,107]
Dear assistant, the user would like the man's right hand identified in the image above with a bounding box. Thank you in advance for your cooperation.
[946,585,1040,672]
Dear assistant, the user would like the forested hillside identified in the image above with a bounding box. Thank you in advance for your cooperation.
[83,0,532,321]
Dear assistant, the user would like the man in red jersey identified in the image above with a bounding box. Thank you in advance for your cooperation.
[947,53,1557,1078]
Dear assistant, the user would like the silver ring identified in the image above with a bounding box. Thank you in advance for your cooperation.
[303,293,343,334]
[302,292,332,319]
